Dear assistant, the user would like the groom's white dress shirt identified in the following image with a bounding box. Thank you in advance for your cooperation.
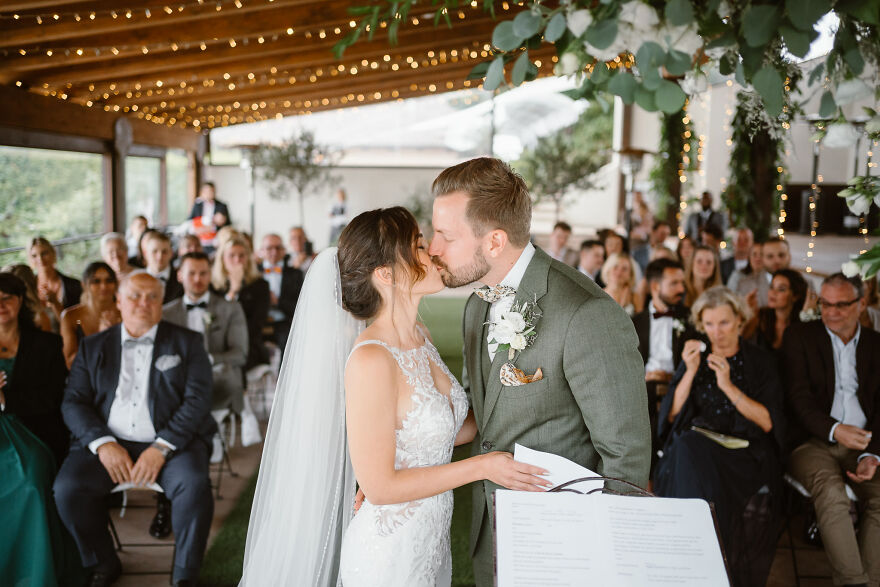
[485,242,535,362]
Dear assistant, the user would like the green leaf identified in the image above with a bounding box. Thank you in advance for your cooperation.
[665,49,692,76]
[513,10,542,39]
[781,25,815,58]
[785,0,831,31]
[752,66,784,117]
[591,62,610,85]
[585,19,618,49]
[544,12,566,42]
[706,31,736,50]
[512,51,530,86]
[835,0,880,24]
[636,41,665,69]
[719,52,737,75]
[524,62,540,82]
[635,85,658,111]
[492,21,523,52]
[484,57,505,91]
[665,0,695,26]
[819,90,837,118]
[655,79,687,113]
[642,66,662,90]
[742,5,781,48]
[844,48,865,75]
[734,62,746,87]
[608,71,638,103]
[808,63,825,85]
[467,61,491,80]
[739,44,764,77]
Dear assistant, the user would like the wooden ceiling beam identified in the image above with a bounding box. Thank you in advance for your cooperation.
[2,0,202,17]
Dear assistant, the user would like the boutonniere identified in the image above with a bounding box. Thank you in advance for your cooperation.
[673,318,686,335]
[203,313,214,327]
[486,298,541,361]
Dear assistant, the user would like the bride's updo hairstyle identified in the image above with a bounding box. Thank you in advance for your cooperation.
[338,206,427,320]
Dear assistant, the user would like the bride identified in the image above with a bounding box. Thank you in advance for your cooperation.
[240,207,548,586]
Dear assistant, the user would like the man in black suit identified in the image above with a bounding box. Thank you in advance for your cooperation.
[720,227,753,285]
[632,259,695,450]
[189,181,230,228]
[259,233,304,353]
[53,271,215,587]
[783,273,880,587]
[684,190,726,243]
[141,230,183,303]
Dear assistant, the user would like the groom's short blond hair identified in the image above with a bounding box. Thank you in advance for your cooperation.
[432,157,532,247]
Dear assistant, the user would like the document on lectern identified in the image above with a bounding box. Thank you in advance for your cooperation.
[495,490,729,587]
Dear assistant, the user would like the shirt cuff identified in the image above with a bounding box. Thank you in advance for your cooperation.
[829,422,840,443]
[208,353,215,365]
[89,436,117,454]
[155,437,177,451]
[858,453,880,464]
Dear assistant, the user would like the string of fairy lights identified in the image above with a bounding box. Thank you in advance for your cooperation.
[0,0,269,22]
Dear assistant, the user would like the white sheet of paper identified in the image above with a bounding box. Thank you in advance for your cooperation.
[495,490,729,587]
[514,443,603,493]
[111,482,164,493]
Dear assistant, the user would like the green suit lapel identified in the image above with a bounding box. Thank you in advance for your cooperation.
[464,294,492,423]
[481,248,551,428]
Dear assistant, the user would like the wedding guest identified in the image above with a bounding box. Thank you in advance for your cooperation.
[721,228,753,285]
[547,221,579,266]
[28,237,82,330]
[783,273,880,587]
[741,269,808,352]
[286,226,315,273]
[699,223,724,253]
[328,188,348,245]
[189,182,230,254]
[258,234,304,352]
[577,239,605,286]
[60,262,121,369]
[629,190,655,245]
[100,232,134,279]
[212,237,270,370]
[602,252,643,317]
[54,272,215,587]
[762,237,792,273]
[141,230,183,304]
[677,235,696,268]
[861,275,880,331]
[603,230,627,256]
[684,190,726,242]
[632,220,672,274]
[126,215,148,259]
[0,273,70,465]
[2,264,53,331]
[656,286,784,586]
[173,234,202,270]
[214,226,241,254]
[727,242,769,306]
[684,245,722,306]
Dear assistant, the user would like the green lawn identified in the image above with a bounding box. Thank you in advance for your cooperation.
[199,296,475,586]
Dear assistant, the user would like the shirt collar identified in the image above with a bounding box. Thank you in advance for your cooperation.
[149,266,171,280]
[825,324,861,349]
[121,323,159,345]
[183,291,210,306]
[492,242,535,290]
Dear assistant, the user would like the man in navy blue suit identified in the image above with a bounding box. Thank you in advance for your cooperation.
[53,271,215,587]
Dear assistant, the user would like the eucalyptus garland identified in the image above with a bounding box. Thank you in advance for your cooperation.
[649,106,698,222]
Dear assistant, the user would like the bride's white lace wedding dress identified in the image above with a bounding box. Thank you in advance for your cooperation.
[339,335,468,587]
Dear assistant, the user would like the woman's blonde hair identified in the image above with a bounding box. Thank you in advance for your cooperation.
[684,245,722,305]
[691,285,752,333]
[212,236,260,290]
[600,252,636,288]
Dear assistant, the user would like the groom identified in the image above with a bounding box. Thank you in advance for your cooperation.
[428,157,651,586]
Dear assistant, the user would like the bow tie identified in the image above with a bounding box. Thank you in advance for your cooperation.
[474,284,517,303]
[652,309,676,319]
[123,336,154,348]
[186,302,208,311]
[264,266,282,274]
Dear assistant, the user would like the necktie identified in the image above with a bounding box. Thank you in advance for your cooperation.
[474,284,517,303]
[653,309,675,319]
[264,266,282,274]
[186,302,208,311]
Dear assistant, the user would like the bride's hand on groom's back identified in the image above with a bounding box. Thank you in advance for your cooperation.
[480,452,551,491]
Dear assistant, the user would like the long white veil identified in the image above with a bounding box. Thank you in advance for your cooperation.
[240,247,363,586]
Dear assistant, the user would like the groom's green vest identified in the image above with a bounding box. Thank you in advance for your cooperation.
[462,248,650,562]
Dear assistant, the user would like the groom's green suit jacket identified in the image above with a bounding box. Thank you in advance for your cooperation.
[462,247,651,555]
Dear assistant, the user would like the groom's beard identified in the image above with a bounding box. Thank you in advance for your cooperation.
[432,250,490,288]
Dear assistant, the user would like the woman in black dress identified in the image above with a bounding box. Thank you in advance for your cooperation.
[655,285,784,587]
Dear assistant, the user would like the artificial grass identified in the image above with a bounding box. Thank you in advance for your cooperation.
[198,295,475,586]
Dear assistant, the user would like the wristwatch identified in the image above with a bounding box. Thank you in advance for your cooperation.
[150,442,174,459]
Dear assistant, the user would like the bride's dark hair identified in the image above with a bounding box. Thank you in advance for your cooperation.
[338,206,426,320]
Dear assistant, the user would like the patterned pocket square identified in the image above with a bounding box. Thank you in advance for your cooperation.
[155,354,181,371]
[500,363,543,387]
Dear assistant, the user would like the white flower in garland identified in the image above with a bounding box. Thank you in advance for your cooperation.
[567,9,592,38]
[842,261,862,278]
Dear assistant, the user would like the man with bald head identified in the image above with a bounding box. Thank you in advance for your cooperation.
[54,271,215,587]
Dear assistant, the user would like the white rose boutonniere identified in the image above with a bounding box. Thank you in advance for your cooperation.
[673,318,686,336]
[203,313,214,328]
[486,298,542,361]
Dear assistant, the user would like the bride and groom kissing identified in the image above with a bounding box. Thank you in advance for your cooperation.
[240,157,651,586]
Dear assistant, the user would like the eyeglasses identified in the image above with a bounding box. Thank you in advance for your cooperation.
[818,298,860,310]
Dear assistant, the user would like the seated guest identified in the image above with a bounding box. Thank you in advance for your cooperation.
[742,269,807,352]
[783,273,880,587]
[602,252,643,317]
[721,228,753,285]
[684,245,722,306]
[859,275,879,331]
[173,234,202,270]
[727,242,768,306]
[125,215,148,260]
[53,272,215,587]
[60,262,121,368]
[189,182,230,254]
[656,286,784,587]
[547,221,579,266]
[141,230,183,303]
[632,220,672,274]
[0,272,70,466]
[762,236,792,273]
[286,226,315,273]
[676,235,696,268]
[699,223,724,254]
[28,237,83,329]
[2,263,53,331]
[577,239,605,286]
[258,234,304,353]
[212,237,270,371]
[602,230,627,256]
[100,232,133,278]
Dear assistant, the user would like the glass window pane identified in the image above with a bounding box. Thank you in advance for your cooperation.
[0,145,104,275]
[125,156,161,226]
[166,149,189,224]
